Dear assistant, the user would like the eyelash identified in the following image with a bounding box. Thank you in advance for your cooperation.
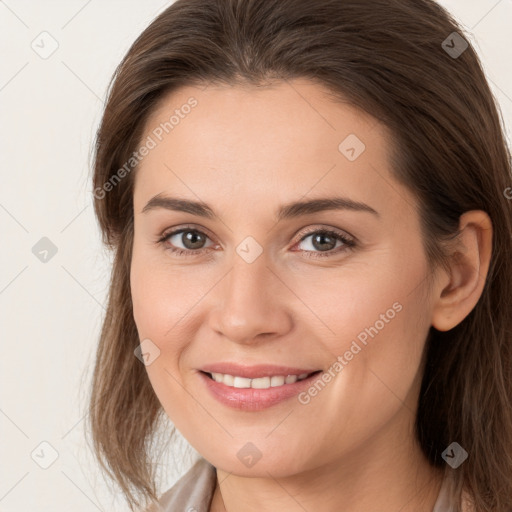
[156,225,356,259]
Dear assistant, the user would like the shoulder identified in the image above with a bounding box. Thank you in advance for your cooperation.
[144,457,217,512]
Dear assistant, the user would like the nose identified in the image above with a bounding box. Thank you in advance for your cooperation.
[208,253,293,345]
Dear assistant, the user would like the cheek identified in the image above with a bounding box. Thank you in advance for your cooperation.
[130,244,200,342]
[130,270,177,340]
[130,249,199,417]
[129,244,215,398]
[315,246,431,413]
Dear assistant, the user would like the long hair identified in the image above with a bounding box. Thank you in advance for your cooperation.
[88,1,512,510]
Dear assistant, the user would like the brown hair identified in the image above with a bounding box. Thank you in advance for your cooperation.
[88,0,512,510]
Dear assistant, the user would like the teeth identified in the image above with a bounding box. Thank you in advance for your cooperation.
[210,372,312,389]
[252,376,272,389]
[270,375,285,387]
[233,376,251,388]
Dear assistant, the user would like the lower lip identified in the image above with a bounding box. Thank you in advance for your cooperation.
[198,370,322,411]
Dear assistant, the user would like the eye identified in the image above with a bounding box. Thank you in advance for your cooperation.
[157,226,216,256]
[157,226,356,259]
[292,228,356,259]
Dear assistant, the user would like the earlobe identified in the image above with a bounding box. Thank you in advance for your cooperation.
[431,210,493,332]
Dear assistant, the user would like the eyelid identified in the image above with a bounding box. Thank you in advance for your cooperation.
[294,225,355,244]
[158,224,355,243]
[158,223,215,241]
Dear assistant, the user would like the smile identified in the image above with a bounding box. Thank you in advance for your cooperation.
[206,372,314,389]
[198,368,323,411]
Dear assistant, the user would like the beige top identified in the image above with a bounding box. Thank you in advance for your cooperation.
[146,457,468,512]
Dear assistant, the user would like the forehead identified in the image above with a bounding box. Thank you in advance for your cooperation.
[133,80,410,220]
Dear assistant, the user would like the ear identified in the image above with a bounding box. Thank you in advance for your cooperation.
[431,210,493,332]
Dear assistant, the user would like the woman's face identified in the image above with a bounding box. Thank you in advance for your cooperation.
[130,80,437,477]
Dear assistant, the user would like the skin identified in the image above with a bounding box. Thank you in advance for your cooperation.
[130,80,492,512]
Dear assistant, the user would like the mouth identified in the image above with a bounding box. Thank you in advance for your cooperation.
[197,368,324,411]
[200,370,322,389]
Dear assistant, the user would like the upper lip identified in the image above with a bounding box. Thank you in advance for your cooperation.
[199,363,321,379]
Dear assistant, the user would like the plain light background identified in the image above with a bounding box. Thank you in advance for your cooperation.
[1,1,511,511]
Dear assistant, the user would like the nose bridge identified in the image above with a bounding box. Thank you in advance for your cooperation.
[210,248,291,343]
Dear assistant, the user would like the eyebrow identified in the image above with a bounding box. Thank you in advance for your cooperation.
[141,193,379,220]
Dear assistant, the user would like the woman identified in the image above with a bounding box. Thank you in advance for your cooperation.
[88,0,512,511]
